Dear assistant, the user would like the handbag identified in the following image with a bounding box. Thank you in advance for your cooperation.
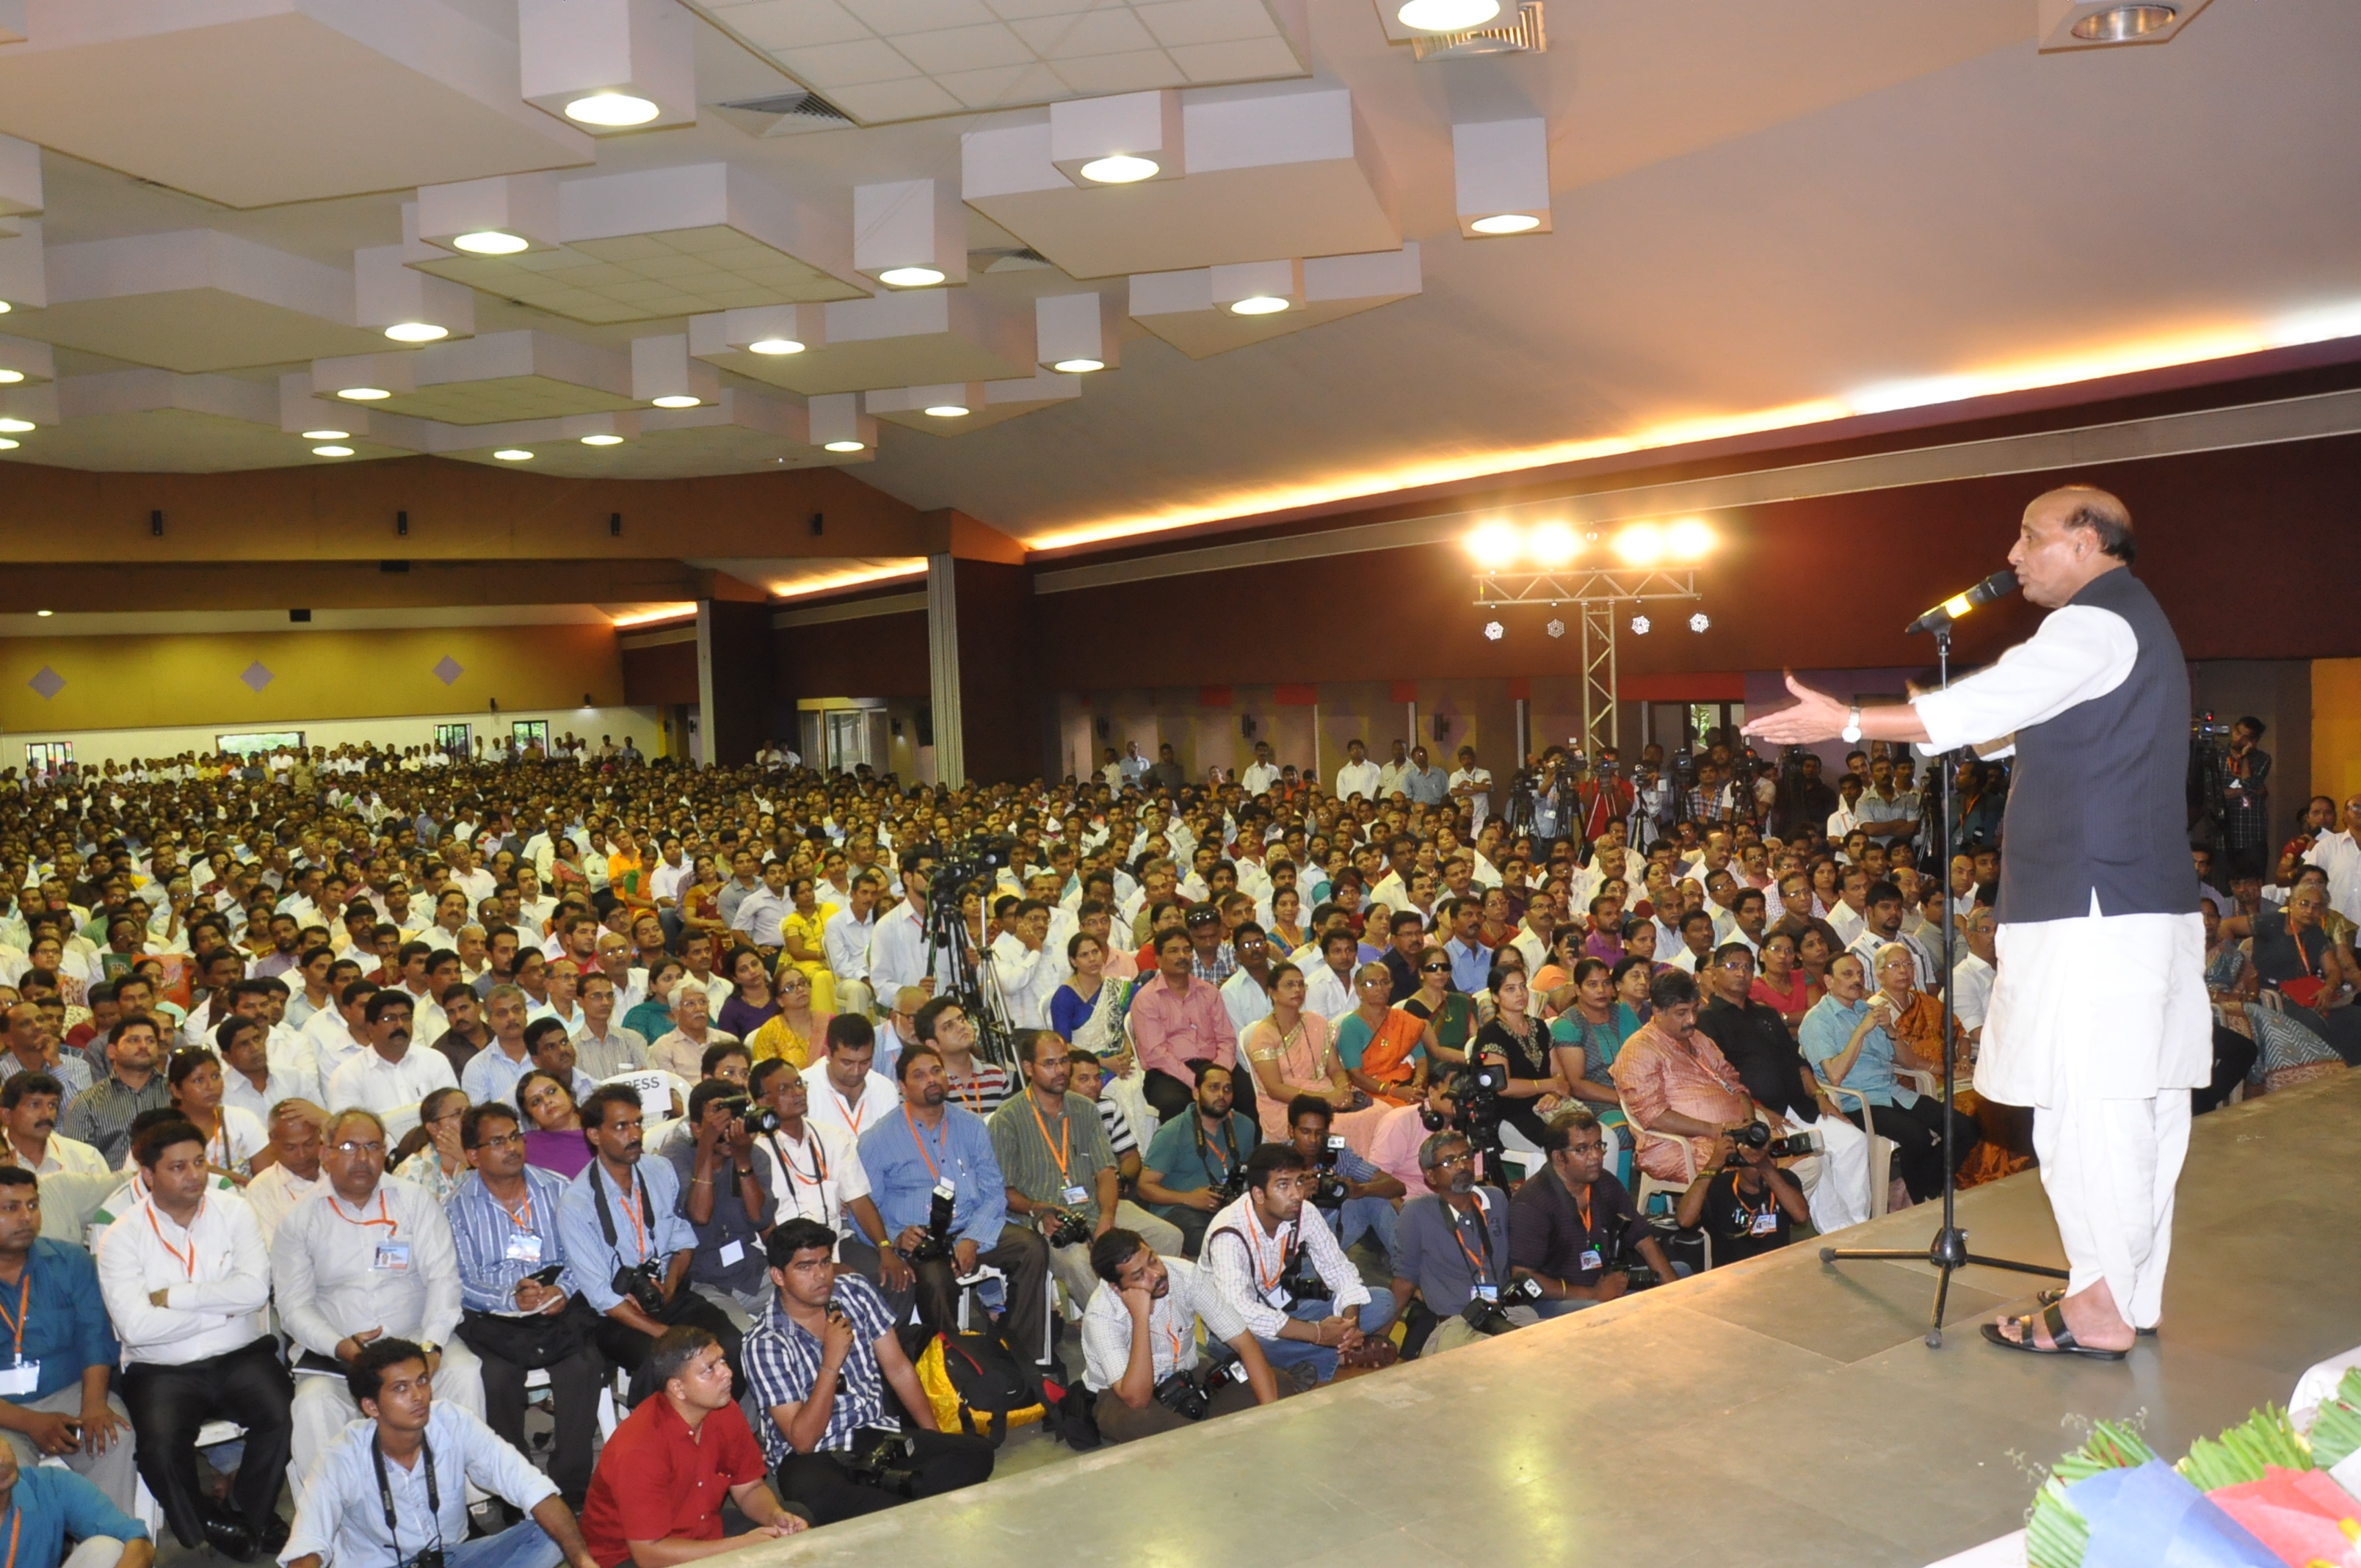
[457,1296,596,1371]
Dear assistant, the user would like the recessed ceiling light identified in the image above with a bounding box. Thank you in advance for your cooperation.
[580,433,624,446]
[747,338,805,355]
[1051,357,1105,374]
[823,440,866,452]
[0,302,11,314]
[1470,213,1540,235]
[493,449,534,460]
[1228,296,1289,316]
[452,231,530,255]
[1078,154,1158,184]
[301,429,349,441]
[0,438,18,451]
[878,266,946,288]
[1397,0,1499,29]
[383,322,448,344]
[35,609,51,617]
[312,445,355,457]
[565,92,659,127]
[338,387,391,401]
[0,417,33,432]
[922,404,970,418]
[0,370,21,384]
[649,395,700,408]
[2071,3,2175,40]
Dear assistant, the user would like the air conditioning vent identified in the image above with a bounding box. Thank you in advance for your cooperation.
[711,90,855,137]
[1411,1,1545,60]
[976,246,1054,274]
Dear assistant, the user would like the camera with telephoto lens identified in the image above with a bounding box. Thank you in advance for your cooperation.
[716,1094,780,1136]
[1730,1121,1818,1161]
[1205,1168,1250,1207]
[1040,1207,1091,1249]
[1277,1240,1330,1307]
[1152,1349,1249,1422]
[839,1426,920,1498]
[1308,1135,1348,1212]
[907,1184,957,1264]
[928,832,1018,901]
[1459,1271,1543,1337]
[1423,1061,1509,1169]
[611,1259,666,1315]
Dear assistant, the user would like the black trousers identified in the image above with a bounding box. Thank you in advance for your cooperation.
[910,1222,1051,1368]
[772,1431,995,1524]
[594,1287,745,1408]
[2196,1025,2260,1114]
[122,1336,294,1547]
[1846,1098,1980,1202]
[466,1308,606,1506]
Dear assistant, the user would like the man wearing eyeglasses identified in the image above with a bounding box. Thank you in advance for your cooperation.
[271,1108,485,1500]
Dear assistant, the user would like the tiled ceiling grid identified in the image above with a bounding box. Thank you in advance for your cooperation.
[416,228,865,325]
[685,0,1308,123]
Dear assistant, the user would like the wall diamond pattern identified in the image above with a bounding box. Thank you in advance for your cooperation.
[433,656,465,686]
[240,661,275,693]
[26,667,62,701]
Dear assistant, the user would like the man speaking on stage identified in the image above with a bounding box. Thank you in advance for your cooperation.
[1744,484,2205,1361]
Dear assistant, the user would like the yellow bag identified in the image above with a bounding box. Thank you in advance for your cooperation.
[912,1331,1044,1445]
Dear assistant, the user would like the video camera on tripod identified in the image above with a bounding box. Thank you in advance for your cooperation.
[1422,1059,1511,1177]
[918,832,1022,1064]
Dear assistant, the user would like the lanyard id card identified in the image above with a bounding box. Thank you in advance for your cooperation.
[373,1242,412,1272]
[504,1233,543,1263]
[0,1360,38,1397]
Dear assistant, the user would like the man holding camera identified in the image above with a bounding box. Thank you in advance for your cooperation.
[987,1030,1183,1307]
[1391,1131,1534,1356]
[739,1219,993,1525]
[744,1059,893,1293]
[1137,1060,1261,1257]
[663,1080,776,1326]
[1677,1123,1811,1266]
[1285,1095,1402,1263]
[1508,1108,1678,1313]
[1202,1144,1390,1385]
[1081,1228,1280,1443]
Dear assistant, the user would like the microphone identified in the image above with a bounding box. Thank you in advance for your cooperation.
[1904,570,2017,636]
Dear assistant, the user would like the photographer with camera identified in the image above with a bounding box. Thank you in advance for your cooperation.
[1285,1095,1402,1263]
[740,1219,993,1525]
[1695,943,1871,1233]
[662,1079,777,1325]
[1081,1228,1279,1443]
[1390,1130,1537,1355]
[1675,1122,1810,1266]
[1202,1144,1390,1385]
[1508,1107,1678,1313]
[1137,1060,1261,1257]
[987,1029,1183,1306]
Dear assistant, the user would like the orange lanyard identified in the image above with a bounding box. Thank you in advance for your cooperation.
[499,1191,534,1232]
[146,1201,203,1278]
[833,1088,868,1136]
[949,1070,990,1114]
[327,1191,397,1239]
[1161,1317,1185,1370]
[781,1130,828,1188]
[611,1169,649,1259]
[0,1272,29,1360]
[904,1111,949,1183]
[4,1500,17,1568]
[1239,1218,1288,1293]
[1026,1092,1071,1183]
[1450,1205,1493,1285]
[1573,1184,1594,1241]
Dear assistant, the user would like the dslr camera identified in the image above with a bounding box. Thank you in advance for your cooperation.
[1277,1241,1330,1307]
[840,1426,921,1499]
[1308,1134,1349,1213]
[611,1258,666,1316]
[716,1094,780,1136]
[1205,1168,1250,1207]
[1038,1207,1091,1249]
[1459,1272,1544,1337]
[1151,1349,1249,1423]
[1730,1121,1818,1161]
[907,1183,958,1264]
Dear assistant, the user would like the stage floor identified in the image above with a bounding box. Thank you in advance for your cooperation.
[747,1072,2361,1568]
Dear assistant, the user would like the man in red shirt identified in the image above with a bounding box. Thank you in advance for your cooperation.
[579,1328,809,1567]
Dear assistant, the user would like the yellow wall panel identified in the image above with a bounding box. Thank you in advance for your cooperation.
[2314,659,2361,807]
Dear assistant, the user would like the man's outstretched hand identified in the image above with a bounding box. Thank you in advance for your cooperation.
[1741,672,1850,746]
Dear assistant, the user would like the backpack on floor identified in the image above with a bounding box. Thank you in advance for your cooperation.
[913,1328,1045,1446]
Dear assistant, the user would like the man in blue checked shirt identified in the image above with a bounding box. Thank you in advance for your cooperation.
[0,1168,138,1514]
[555,1087,743,1407]
[853,1045,1051,1370]
[281,1338,600,1568]
[1281,1096,1404,1264]
[446,1103,604,1510]
[739,1219,992,1525]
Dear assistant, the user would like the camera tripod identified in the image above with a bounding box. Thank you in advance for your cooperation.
[920,868,1018,1068]
[1817,625,2064,1347]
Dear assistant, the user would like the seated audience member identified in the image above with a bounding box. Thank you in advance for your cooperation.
[524,1018,601,1104]
[59,1016,170,1171]
[1390,1131,1535,1355]
[556,1086,743,1404]
[448,1103,606,1510]
[1507,1107,1678,1314]
[1,1074,106,1177]
[272,1107,486,1494]
[281,1337,601,1568]
[517,1070,593,1179]
[239,1100,330,1246]
[1202,1144,1390,1385]
[0,1167,139,1513]
[431,983,491,1080]
[215,1016,306,1130]
[988,1028,1185,1305]
[1081,1227,1280,1444]
[1127,929,1240,1124]
[579,1327,808,1568]
[458,986,537,1109]
[1137,1060,1262,1256]
[1366,1074,1456,1194]
[742,1060,894,1293]
[0,1440,150,1568]
[854,1046,1051,1369]
[95,1119,294,1560]
[646,985,729,1083]
[798,1015,896,1146]
[1063,1048,1150,1186]
[1676,1124,1811,1266]
[1284,1094,1402,1262]
[1800,953,1977,1202]
[740,1219,993,1523]
[666,1080,776,1325]
[698,1042,751,1089]
[1611,969,1814,1196]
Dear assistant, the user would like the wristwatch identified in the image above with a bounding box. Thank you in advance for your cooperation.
[1840,705,1863,745]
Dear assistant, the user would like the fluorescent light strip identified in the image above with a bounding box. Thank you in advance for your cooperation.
[767,562,928,600]
[611,603,698,628]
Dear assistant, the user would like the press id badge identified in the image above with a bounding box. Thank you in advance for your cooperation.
[0,1360,39,1397]
[373,1242,412,1272]
[1749,1212,1780,1237]
[1578,1249,1603,1272]
[504,1233,543,1264]
[718,1241,745,1267]
[1061,1185,1089,1205]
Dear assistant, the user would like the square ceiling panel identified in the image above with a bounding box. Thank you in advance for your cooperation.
[685,0,1308,121]
[689,289,1033,396]
[417,226,863,324]
[374,375,642,425]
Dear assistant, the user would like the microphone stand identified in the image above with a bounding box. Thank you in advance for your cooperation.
[1818,623,2064,1347]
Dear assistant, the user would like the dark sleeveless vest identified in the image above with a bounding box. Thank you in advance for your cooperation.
[1996,568,2199,925]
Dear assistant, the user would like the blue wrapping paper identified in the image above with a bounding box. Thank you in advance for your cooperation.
[2066,1460,2282,1568]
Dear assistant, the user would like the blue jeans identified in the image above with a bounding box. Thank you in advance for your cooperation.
[448,1522,563,1568]
[1320,1197,1397,1263]
[1258,1297,1396,1384]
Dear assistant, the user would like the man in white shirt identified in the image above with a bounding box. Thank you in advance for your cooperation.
[327,992,458,1117]
[1332,740,1382,804]
[97,1118,295,1556]
[1,1073,106,1176]
[2310,793,2361,926]
[1374,740,1412,802]
[730,860,794,956]
[822,877,880,1020]
[1951,904,1999,1048]
[271,1106,484,1498]
[744,1057,902,1302]
[648,836,693,915]
[798,1023,899,1151]
[242,1103,330,1248]
[1240,743,1281,798]
[867,854,956,1003]
[1448,747,1494,834]
[985,904,1058,1031]
[443,843,496,909]
[303,980,376,1092]
[1826,773,1866,845]
[1199,1144,1386,1387]
[1300,929,1360,1023]
[1080,1231,1278,1442]
[571,973,648,1081]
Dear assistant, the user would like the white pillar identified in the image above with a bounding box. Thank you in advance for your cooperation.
[926,554,965,788]
[693,600,714,768]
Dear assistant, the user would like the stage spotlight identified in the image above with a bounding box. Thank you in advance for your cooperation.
[1613,524,1663,565]
[1466,521,1520,569]
[1545,619,1565,639]
[1631,615,1651,635]
[1666,518,1716,559]
[1689,612,1711,633]
[1482,621,1504,641]
[1527,521,1578,567]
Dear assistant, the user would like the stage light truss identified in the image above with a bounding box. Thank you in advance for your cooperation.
[1473,567,1701,755]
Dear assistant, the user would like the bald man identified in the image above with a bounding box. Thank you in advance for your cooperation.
[1748,485,2204,1361]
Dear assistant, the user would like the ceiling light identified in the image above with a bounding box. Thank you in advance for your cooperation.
[1052,357,1105,374]
[1078,155,1158,184]
[1545,619,1565,638]
[1398,0,1500,32]
[383,322,448,344]
[338,387,391,401]
[823,440,866,453]
[301,429,349,441]
[580,433,624,446]
[0,370,20,385]
[1665,518,1717,559]
[1612,524,1663,565]
[493,449,534,460]
[1631,615,1651,635]
[922,403,970,418]
[1228,296,1289,316]
[0,302,11,314]
[2070,4,2175,40]
[34,609,50,617]
[747,338,804,355]
[1465,520,1519,569]
[0,439,18,451]
[878,266,946,288]
[565,92,660,127]
[0,417,33,433]
[649,395,700,408]
[452,231,530,255]
[1689,612,1711,634]
[1470,214,1541,236]
[312,445,355,457]
[1528,521,1578,567]
[1482,621,1504,641]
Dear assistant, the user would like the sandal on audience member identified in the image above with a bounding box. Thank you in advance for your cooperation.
[1979,1302,2128,1361]
[2037,1286,2155,1335]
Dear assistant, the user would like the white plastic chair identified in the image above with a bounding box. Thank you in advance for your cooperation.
[602,1068,689,1122]
[1619,1087,1713,1271]
[1819,1081,1898,1219]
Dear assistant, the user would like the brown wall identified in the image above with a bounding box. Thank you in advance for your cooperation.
[621,639,697,705]
[953,559,1041,785]
[774,611,930,703]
